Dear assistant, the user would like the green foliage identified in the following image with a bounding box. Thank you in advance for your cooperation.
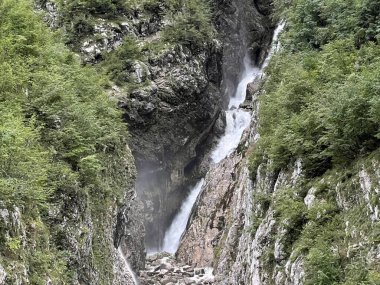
[304,241,342,285]
[224,2,380,285]
[277,0,380,50]
[248,143,267,178]
[273,188,307,228]
[57,0,130,46]
[250,0,380,178]
[0,107,51,207]
[162,0,215,50]
[0,0,134,282]
[103,36,142,85]
[249,191,271,234]
[58,0,128,18]
[5,237,21,253]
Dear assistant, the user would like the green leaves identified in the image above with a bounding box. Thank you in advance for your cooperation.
[0,0,134,282]
[251,36,380,177]
[249,2,380,283]
[0,105,51,207]
[162,0,214,50]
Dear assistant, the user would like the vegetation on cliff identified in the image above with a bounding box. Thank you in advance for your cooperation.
[249,0,380,284]
[0,0,135,283]
[250,0,380,177]
[54,0,215,87]
[55,0,214,50]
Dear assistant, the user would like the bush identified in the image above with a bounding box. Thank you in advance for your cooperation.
[162,0,214,50]
[0,0,134,282]
[103,36,142,85]
[250,38,380,178]
[304,241,342,285]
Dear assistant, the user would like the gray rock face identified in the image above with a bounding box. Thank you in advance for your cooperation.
[0,264,6,284]
[35,0,274,280]
[0,206,28,284]
[126,0,274,251]
[177,56,380,285]
[175,81,305,283]
[35,1,59,28]
[114,189,146,272]
[120,43,224,250]
[0,149,143,284]
[214,0,274,101]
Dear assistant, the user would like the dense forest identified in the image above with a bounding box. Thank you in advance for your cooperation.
[249,0,380,284]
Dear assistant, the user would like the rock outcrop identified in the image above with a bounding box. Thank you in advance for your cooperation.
[125,44,224,250]
[0,147,144,285]
[131,0,275,251]
[33,0,274,282]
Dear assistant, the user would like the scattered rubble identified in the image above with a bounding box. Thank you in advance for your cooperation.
[140,253,214,285]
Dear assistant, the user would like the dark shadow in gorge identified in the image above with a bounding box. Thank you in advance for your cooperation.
[129,0,275,253]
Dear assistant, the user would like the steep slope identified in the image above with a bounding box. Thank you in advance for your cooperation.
[37,0,275,251]
[0,1,143,284]
[177,0,380,284]
[36,0,225,249]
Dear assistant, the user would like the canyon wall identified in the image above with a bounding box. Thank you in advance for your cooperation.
[177,59,380,285]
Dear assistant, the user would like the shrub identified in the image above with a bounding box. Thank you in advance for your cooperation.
[162,0,214,50]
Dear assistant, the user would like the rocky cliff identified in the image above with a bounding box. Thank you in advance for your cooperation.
[0,1,145,284]
[31,0,274,281]
[177,46,380,285]
[39,0,275,251]
[4,0,377,284]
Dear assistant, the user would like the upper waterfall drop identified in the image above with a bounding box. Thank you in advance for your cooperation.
[228,56,260,110]
[211,22,285,164]
[210,56,257,164]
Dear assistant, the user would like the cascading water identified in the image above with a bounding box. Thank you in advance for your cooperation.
[118,247,140,285]
[157,23,285,255]
[211,56,259,163]
[161,179,205,253]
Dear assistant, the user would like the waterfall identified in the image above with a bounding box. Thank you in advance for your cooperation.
[211,56,259,163]
[262,21,286,70]
[161,179,205,253]
[158,23,285,255]
[117,247,140,285]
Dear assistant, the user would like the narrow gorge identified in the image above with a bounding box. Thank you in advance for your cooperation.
[1,0,380,284]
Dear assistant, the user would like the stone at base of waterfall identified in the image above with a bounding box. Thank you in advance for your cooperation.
[140,253,214,285]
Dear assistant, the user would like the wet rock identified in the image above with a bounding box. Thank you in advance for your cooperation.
[125,43,224,250]
[246,77,262,101]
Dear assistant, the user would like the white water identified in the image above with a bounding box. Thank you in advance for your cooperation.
[211,55,259,163]
[118,247,140,285]
[211,22,285,163]
[158,23,286,255]
[161,179,205,253]
[262,21,286,70]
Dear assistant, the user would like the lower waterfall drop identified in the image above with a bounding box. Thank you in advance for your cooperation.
[118,247,140,285]
[161,179,205,253]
